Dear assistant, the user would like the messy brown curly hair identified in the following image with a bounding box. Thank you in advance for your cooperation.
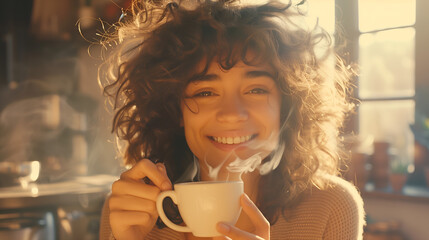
[100,0,354,225]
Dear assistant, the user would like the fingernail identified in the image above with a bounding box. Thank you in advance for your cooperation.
[161,181,171,191]
[217,222,230,233]
[157,164,165,172]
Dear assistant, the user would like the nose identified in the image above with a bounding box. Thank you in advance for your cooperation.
[216,95,249,123]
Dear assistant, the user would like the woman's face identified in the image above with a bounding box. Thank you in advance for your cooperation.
[181,61,281,179]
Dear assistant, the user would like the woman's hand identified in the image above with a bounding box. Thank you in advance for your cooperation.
[109,159,172,240]
[215,193,270,240]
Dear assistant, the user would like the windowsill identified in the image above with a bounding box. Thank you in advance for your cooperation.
[361,183,429,203]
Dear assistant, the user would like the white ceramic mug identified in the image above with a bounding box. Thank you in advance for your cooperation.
[156,181,243,237]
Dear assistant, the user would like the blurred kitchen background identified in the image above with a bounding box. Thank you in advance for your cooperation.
[0,0,428,239]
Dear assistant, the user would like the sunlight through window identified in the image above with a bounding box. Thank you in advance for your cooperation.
[307,0,335,33]
[359,28,415,98]
[359,0,416,32]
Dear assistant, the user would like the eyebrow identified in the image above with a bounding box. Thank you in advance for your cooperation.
[245,70,275,79]
[191,70,274,82]
[192,74,219,82]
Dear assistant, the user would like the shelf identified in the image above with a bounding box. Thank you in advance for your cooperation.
[362,183,429,203]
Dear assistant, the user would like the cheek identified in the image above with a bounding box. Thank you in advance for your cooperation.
[255,100,281,129]
[269,94,282,130]
[182,112,196,143]
[182,121,201,159]
[182,98,200,114]
[181,99,199,128]
[181,107,207,156]
[252,98,281,150]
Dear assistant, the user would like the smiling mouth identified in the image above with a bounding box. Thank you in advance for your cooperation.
[210,135,256,145]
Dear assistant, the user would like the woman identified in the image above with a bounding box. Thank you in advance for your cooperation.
[99,0,365,239]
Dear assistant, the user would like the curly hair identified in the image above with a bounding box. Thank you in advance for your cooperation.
[100,0,354,225]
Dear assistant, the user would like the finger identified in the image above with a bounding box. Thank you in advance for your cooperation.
[240,194,270,234]
[109,195,158,217]
[111,178,161,200]
[110,210,153,229]
[216,222,264,240]
[155,163,171,185]
[121,159,172,190]
[110,210,156,239]
[155,162,168,175]
[213,236,231,240]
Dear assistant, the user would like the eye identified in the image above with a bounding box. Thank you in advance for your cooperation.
[193,91,216,97]
[248,88,269,94]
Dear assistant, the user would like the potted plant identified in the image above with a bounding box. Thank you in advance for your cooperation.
[410,109,429,188]
[389,160,409,192]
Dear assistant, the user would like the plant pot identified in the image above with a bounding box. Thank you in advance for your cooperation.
[345,152,369,191]
[371,141,391,189]
[389,173,407,192]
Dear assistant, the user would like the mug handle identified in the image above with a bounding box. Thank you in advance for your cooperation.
[156,190,191,233]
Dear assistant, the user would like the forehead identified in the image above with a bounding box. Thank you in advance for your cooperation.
[208,60,273,73]
[194,47,274,70]
[193,54,275,76]
[186,60,275,85]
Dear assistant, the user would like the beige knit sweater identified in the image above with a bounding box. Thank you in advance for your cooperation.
[100,175,365,240]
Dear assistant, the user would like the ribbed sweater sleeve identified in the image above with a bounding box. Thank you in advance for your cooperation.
[271,175,365,240]
[99,194,116,240]
[322,176,365,239]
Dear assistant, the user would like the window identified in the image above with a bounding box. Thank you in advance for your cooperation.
[335,0,422,175]
[357,0,416,169]
[307,0,335,33]
[284,1,429,188]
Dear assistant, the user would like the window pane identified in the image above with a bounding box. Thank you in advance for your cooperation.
[308,0,335,33]
[359,28,415,99]
[359,100,415,163]
[359,0,416,32]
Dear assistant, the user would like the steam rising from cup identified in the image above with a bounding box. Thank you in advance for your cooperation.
[196,106,294,181]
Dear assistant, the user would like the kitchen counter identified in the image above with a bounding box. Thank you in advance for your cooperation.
[0,175,117,240]
[0,174,116,210]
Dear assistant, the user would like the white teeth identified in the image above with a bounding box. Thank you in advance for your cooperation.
[213,135,253,144]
